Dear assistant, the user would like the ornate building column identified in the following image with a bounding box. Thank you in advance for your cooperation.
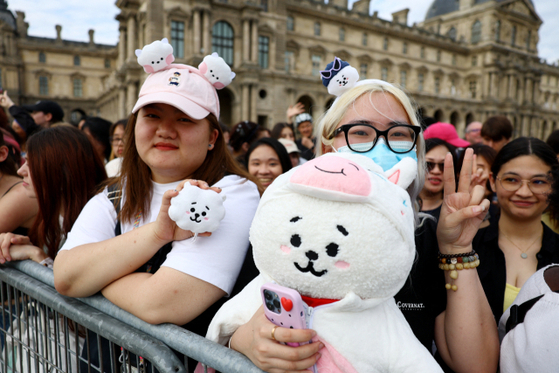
[242,84,250,120]
[251,20,258,63]
[250,84,257,121]
[193,10,201,54]
[242,20,250,63]
[118,88,127,119]
[126,82,137,115]
[118,25,126,67]
[127,14,137,62]
[202,10,210,55]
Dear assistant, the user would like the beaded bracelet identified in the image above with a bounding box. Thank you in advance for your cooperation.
[438,252,480,292]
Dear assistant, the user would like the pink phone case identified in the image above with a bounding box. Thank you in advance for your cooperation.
[261,283,308,346]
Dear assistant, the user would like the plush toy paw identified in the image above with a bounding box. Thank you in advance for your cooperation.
[198,52,236,89]
[168,183,226,236]
[320,57,359,97]
[135,38,175,73]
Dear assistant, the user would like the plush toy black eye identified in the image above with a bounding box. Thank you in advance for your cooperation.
[290,234,301,247]
[290,216,301,223]
[190,208,196,213]
[201,212,206,216]
[326,243,339,257]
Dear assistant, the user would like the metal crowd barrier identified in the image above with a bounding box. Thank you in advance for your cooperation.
[0,261,264,373]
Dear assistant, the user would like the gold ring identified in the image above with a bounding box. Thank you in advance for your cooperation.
[271,325,278,341]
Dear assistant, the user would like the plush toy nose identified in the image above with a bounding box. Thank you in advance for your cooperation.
[290,156,371,196]
[305,251,318,261]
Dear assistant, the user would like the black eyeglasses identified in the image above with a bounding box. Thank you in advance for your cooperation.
[426,161,444,172]
[331,123,420,154]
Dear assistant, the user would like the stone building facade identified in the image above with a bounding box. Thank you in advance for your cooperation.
[0,0,117,124]
[2,0,558,138]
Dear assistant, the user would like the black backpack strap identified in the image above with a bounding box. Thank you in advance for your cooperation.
[107,184,122,236]
[505,290,559,334]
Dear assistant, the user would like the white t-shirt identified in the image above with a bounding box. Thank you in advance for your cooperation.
[61,175,260,295]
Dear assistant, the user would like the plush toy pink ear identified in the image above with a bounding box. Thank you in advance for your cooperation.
[384,157,417,189]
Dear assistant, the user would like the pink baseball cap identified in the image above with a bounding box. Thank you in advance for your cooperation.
[132,64,220,119]
[423,122,470,148]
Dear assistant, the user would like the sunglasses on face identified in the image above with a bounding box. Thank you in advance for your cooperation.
[426,161,444,172]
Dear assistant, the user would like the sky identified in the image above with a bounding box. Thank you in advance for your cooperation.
[5,0,559,64]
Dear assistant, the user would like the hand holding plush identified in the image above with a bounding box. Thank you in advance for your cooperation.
[168,184,226,236]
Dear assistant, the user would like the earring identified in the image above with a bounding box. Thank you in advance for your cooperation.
[208,144,213,149]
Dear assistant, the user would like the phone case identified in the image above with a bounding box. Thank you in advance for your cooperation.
[261,283,308,346]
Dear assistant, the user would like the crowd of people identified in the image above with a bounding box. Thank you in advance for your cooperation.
[1,51,559,373]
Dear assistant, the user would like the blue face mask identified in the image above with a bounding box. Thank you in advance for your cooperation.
[336,138,417,172]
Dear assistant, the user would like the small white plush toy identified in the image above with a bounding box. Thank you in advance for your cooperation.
[320,56,360,96]
[204,153,443,373]
[168,183,226,239]
[198,52,236,89]
[135,38,175,73]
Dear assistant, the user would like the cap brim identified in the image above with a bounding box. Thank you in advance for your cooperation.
[449,139,471,148]
[132,92,210,120]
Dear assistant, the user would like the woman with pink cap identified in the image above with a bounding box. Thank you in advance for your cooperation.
[53,45,260,357]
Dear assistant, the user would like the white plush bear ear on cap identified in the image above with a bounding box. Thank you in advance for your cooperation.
[198,52,236,89]
[168,184,226,239]
[135,38,175,73]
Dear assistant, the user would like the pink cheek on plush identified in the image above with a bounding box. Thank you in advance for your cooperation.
[204,218,209,221]
[199,62,207,74]
[335,261,350,269]
[166,54,175,65]
[186,211,190,215]
[280,245,291,254]
[213,82,225,89]
[144,65,155,73]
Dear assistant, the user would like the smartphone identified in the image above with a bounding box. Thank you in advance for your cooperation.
[261,283,308,346]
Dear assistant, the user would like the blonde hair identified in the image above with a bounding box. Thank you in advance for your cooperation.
[316,80,425,226]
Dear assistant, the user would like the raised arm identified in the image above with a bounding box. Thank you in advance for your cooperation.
[434,148,499,373]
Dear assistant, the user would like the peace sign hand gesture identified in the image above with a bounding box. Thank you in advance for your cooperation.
[436,148,490,254]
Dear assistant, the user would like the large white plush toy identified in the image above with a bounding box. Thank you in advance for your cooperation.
[198,52,236,89]
[204,153,443,372]
[135,38,175,73]
[168,184,226,238]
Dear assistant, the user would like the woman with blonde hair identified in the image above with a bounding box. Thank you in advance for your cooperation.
[225,77,499,372]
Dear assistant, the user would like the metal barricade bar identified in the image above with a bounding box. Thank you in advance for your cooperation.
[0,264,187,373]
[5,261,265,373]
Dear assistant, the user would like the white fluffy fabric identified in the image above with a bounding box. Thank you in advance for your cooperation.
[205,153,442,372]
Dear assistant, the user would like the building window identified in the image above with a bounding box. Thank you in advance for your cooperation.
[39,76,49,96]
[74,56,81,66]
[495,20,501,41]
[285,51,294,73]
[212,21,234,66]
[469,80,477,98]
[381,67,388,81]
[452,54,456,66]
[400,70,407,88]
[434,76,440,94]
[451,79,456,95]
[418,73,424,92]
[39,52,46,63]
[472,56,478,66]
[260,0,268,12]
[258,36,269,69]
[471,20,482,44]
[402,42,408,54]
[286,16,294,31]
[360,63,367,79]
[526,30,531,50]
[383,37,388,51]
[73,78,83,97]
[511,26,516,46]
[436,50,441,62]
[420,47,425,59]
[362,33,367,46]
[105,58,111,68]
[448,27,457,41]
[171,21,185,58]
[314,22,321,36]
[311,55,322,76]
[339,28,345,42]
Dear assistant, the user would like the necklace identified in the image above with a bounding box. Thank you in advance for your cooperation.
[500,229,542,259]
